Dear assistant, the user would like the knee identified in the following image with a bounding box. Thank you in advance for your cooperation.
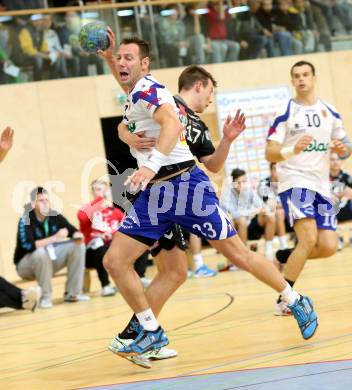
[298,233,317,251]
[160,260,187,287]
[318,238,338,257]
[103,249,123,276]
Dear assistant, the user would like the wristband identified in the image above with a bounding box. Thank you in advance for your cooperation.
[280,146,295,160]
[144,149,168,173]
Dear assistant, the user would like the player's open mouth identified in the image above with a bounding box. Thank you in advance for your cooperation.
[120,72,129,79]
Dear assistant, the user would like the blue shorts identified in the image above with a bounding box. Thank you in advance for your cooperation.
[119,166,236,242]
[280,188,337,231]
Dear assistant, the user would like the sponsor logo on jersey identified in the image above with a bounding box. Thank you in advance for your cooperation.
[128,122,136,133]
[290,124,306,136]
[303,139,329,152]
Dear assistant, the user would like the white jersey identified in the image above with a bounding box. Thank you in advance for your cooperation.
[122,74,194,167]
[267,98,346,198]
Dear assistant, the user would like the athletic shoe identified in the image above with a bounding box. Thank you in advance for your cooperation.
[109,336,152,369]
[109,335,177,366]
[101,284,118,297]
[117,326,169,357]
[22,286,42,311]
[274,300,292,316]
[64,293,91,302]
[39,296,53,309]
[194,264,217,278]
[140,277,151,289]
[288,296,318,340]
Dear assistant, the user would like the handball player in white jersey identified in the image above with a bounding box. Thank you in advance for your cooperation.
[266,61,351,315]
[99,36,319,363]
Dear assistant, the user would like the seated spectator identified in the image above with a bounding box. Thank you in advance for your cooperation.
[56,11,104,77]
[42,14,69,79]
[291,0,317,52]
[307,0,332,51]
[183,4,209,64]
[205,0,240,63]
[310,0,352,35]
[255,0,294,56]
[157,4,187,67]
[221,168,277,260]
[330,152,352,223]
[274,0,304,54]
[259,162,290,251]
[0,277,41,312]
[14,187,88,309]
[0,23,20,84]
[17,14,50,81]
[232,0,274,59]
[78,179,123,297]
[0,0,45,10]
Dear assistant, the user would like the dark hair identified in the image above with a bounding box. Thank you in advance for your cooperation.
[270,162,276,170]
[30,186,48,202]
[120,37,150,60]
[231,168,246,182]
[178,65,217,92]
[290,61,315,77]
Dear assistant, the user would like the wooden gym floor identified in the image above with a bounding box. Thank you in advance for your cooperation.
[1,247,352,389]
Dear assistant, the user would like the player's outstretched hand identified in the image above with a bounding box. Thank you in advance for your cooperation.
[97,26,115,59]
[294,135,313,154]
[223,109,246,142]
[330,139,348,157]
[0,126,14,152]
[125,166,156,192]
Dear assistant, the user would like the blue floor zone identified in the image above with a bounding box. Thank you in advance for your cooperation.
[83,360,352,390]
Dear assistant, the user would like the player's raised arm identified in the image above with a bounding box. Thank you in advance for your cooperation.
[97,27,121,85]
[200,110,246,172]
[0,126,14,163]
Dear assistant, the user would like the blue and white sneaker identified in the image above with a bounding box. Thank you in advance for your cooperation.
[117,326,169,357]
[194,264,217,278]
[288,295,318,340]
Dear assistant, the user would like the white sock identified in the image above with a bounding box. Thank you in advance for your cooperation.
[136,308,159,331]
[193,253,204,270]
[265,240,274,260]
[280,283,300,305]
[279,235,288,250]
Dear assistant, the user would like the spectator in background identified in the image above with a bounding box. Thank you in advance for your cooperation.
[255,0,294,56]
[330,152,352,223]
[42,14,69,79]
[0,24,19,84]
[0,0,45,10]
[259,162,290,251]
[0,126,42,313]
[14,187,88,309]
[274,0,304,54]
[78,179,122,297]
[183,4,209,64]
[221,168,277,260]
[309,0,332,50]
[17,14,49,81]
[206,0,240,63]
[232,0,274,59]
[0,277,41,312]
[291,0,317,52]
[157,4,187,67]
